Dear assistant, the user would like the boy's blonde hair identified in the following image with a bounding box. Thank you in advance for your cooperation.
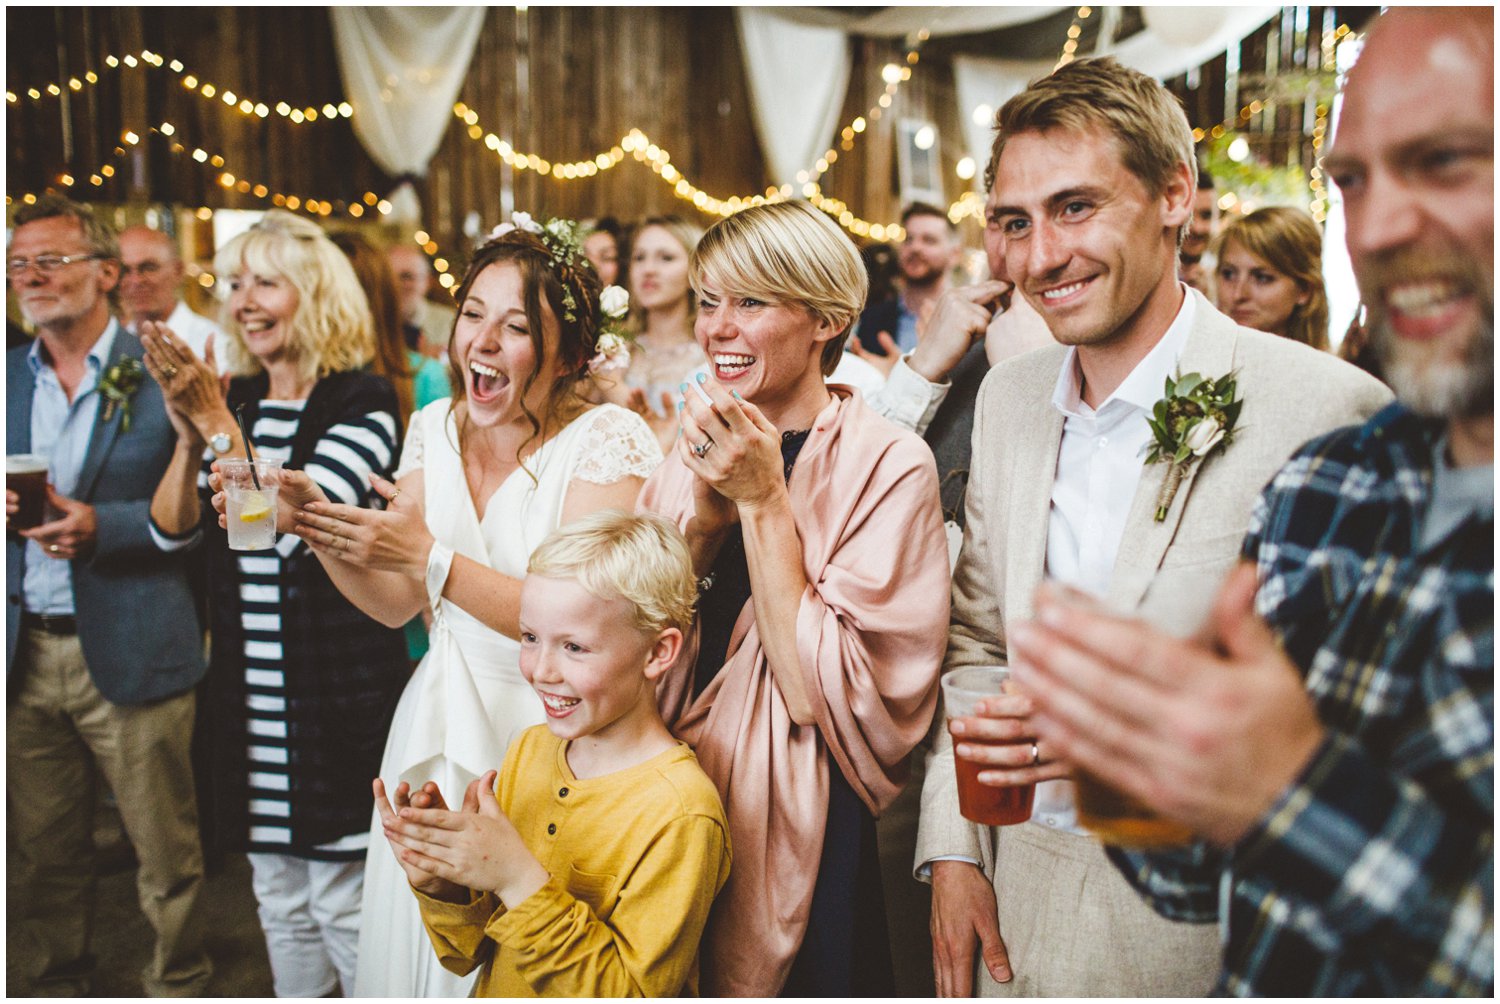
[212,209,375,381]
[690,200,868,376]
[986,57,1198,246]
[527,511,697,635]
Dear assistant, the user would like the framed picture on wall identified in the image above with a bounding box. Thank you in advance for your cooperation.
[896,118,944,206]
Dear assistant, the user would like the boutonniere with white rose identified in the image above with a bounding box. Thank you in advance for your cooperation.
[1144,370,1243,521]
[98,356,145,432]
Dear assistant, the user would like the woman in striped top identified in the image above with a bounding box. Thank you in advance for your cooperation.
[142,210,409,998]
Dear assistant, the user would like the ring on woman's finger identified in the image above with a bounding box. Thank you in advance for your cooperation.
[691,439,715,458]
[48,544,61,554]
[1030,742,1040,767]
[160,363,179,379]
[388,489,402,503]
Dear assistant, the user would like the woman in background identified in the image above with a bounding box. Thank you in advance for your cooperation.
[142,210,407,997]
[1213,206,1330,350]
[602,216,705,449]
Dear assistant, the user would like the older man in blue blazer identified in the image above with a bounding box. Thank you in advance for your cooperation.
[6,196,212,995]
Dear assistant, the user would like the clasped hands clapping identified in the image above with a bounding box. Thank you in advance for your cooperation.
[675,373,788,534]
[373,773,547,908]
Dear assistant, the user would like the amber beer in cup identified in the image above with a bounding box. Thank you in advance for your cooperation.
[942,666,1035,826]
[1075,775,1194,847]
[6,454,49,531]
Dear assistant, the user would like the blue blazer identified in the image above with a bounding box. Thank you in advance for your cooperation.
[6,325,206,705]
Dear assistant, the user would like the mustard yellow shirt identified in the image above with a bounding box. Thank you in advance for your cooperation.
[414,726,731,996]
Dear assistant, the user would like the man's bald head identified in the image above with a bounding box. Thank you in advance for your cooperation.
[1328,6,1493,420]
[118,225,186,324]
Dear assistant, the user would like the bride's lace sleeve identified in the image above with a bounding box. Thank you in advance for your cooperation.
[393,403,428,480]
[572,405,665,484]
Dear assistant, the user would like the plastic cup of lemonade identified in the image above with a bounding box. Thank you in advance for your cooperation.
[219,458,282,551]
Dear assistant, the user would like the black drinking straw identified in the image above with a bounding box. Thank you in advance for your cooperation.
[234,405,261,490]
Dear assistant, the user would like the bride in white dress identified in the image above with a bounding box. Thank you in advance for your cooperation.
[285,224,661,997]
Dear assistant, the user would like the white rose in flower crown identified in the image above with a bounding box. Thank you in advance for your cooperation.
[599,285,630,318]
[545,219,571,239]
[1185,417,1225,457]
[512,211,542,234]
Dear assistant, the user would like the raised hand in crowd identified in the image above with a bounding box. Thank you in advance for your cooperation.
[140,320,228,444]
[849,328,904,378]
[1012,567,1326,848]
[907,279,1011,383]
[623,385,681,453]
[293,472,432,574]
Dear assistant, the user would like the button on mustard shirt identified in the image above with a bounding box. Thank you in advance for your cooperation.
[415,725,731,996]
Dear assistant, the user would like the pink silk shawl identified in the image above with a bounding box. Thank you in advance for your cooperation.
[637,389,951,996]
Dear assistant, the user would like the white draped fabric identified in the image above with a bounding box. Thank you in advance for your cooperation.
[951,6,1279,191]
[329,7,486,222]
[735,8,852,188]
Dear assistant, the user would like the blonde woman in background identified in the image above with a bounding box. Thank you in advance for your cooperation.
[1213,206,1331,349]
[142,210,408,997]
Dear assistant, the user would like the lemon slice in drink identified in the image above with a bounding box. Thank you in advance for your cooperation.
[238,492,273,523]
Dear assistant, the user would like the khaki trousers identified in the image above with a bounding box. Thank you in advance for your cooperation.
[978,821,1220,997]
[7,628,212,996]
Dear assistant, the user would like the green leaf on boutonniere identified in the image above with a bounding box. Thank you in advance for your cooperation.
[98,357,145,432]
[1146,368,1244,521]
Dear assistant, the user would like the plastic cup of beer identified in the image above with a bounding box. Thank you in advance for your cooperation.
[1075,773,1194,847]
[219,458,282,551]
[7,454,50,531]
[942,666,1036,826]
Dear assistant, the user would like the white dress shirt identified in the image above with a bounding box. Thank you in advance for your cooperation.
[1030,288,1195,834]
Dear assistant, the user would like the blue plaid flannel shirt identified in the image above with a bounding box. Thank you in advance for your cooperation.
[1107,403,1493,996]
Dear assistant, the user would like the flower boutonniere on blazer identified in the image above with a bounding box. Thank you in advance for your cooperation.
[99,357,145,431]
[1144,370,1243,521]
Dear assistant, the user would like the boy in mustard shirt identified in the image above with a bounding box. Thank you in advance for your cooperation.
[373,511,731,996]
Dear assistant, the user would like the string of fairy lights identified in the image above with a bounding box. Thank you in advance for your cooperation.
[8,39,933,242]
[5,49,352,125]
[9,20,1352,257]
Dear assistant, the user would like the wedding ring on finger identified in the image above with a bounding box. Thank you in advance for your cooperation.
[48,544,61,554]
[691,439,715,459]
[1030,742,1040,767]
[161,363,178,379]
[388,489,402,503]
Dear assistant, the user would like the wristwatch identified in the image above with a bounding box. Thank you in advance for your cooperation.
[209,432,233,455]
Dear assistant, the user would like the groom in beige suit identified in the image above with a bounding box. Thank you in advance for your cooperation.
[915,59,1391,997]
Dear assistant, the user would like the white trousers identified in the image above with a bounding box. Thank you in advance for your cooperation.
[247,852,365,997]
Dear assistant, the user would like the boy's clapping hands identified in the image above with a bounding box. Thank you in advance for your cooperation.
[374,771,551,909]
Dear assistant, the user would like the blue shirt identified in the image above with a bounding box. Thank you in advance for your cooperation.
[23,320,119,615]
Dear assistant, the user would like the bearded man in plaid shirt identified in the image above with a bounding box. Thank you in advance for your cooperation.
[1004,7,1493,995]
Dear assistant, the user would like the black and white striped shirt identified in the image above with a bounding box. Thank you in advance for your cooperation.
[203,399,398,853]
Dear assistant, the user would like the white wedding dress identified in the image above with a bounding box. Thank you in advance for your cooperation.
[353,400,661,998]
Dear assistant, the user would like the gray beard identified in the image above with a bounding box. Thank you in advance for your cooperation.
[1373,312,1494,420]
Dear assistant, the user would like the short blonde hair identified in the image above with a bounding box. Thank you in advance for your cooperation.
[1213,206,1329,350]
[690,201,867,376]
[527,511,697,635]
[212,210,375,381]
[987,58,1197,245]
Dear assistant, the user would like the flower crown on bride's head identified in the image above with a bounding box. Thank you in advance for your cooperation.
[484,212,632,374]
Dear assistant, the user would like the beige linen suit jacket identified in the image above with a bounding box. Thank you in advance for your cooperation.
[916,291,1392,879]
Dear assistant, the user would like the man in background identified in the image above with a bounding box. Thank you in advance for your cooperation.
[118,225,222,365]
[387,243,455,359]
[1179,168,1220,294]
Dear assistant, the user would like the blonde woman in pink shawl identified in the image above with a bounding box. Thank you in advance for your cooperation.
[639,200,950,996]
